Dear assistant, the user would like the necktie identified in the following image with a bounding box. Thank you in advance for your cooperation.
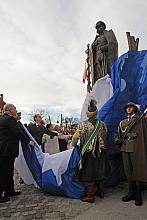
[128,116,131,122]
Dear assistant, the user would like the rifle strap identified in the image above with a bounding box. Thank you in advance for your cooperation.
[120,117,138,134]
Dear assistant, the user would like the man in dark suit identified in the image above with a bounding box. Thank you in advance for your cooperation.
[27,114,46,146]
[0,104,34,203]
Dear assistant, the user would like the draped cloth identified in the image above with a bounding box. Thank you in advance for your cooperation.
[15,123,85,198]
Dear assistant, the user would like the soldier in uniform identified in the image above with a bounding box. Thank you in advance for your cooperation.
[72,98,109,203]
[117,102,147,206]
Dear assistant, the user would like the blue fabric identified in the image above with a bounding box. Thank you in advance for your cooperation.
[97,50,147,185]
[42,147,85,198]
[19,123,85,198]
[18,122,43,187]
[97,50,147,155]
[21,142,43,188]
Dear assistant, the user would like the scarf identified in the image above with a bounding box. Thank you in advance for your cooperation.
[79,120,100,169]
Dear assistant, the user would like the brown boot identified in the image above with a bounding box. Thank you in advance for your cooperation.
[80,182,95,203]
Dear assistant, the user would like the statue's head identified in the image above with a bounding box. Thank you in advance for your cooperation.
[95,21,106,34]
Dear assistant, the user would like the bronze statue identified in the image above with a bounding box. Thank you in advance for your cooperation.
[90,21,118,85]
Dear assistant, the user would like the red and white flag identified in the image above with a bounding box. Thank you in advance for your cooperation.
[82,61,90,83]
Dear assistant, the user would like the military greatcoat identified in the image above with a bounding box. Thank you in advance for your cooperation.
[118,116,147,182]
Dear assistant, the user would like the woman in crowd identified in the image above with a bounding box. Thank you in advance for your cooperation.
[42,124,59,154]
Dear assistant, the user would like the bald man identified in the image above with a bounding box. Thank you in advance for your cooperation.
[0,104,34,203]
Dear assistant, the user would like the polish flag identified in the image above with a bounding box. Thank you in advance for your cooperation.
[82,62,90,83]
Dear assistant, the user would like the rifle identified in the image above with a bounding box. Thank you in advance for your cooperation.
[116,107,147,146]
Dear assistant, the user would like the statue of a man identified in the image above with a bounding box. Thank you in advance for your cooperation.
[90,21,118,85]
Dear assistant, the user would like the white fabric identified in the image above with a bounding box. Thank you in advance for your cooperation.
[42,148,74,185]
[81,92,91,121]
[14,142,39,187]
[81,74,113,121]
[92,74,113,109]
[42,134,60,154]
[15,142,74,187]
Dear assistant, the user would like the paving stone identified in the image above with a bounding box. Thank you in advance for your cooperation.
[0,171,147,220]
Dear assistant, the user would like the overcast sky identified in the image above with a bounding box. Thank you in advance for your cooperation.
[0,0,147,116]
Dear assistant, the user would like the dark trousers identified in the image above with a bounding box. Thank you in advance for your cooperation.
[58,139,67,152]
[0,156,15,194]
[122,152,134,184]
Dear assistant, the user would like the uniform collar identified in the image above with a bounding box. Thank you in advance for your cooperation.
[128,114,135,121]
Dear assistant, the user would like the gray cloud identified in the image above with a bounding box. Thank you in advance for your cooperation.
[0,0,146,115]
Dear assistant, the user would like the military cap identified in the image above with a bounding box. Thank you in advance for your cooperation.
[124,102,139,113]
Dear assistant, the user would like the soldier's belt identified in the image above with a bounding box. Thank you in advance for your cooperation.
[126,132,137,139]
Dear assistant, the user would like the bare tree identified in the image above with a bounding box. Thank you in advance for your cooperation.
[28,108,52,124]
[62,116,79,128]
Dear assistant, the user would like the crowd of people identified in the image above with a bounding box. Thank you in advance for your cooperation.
[0,101,147,208]
[25,113,75,154]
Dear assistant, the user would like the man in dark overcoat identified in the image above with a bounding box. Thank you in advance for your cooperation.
[0,104,34,203]
[117,102,147,206]
[27,114,46,147]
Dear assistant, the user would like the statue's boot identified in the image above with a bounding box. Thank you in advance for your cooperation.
[96,182,104,198]
[80,182,95,203]
[122,183,136,202]
[135,183,142,206]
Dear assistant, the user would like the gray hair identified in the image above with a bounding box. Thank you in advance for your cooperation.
[3,103,15,112]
